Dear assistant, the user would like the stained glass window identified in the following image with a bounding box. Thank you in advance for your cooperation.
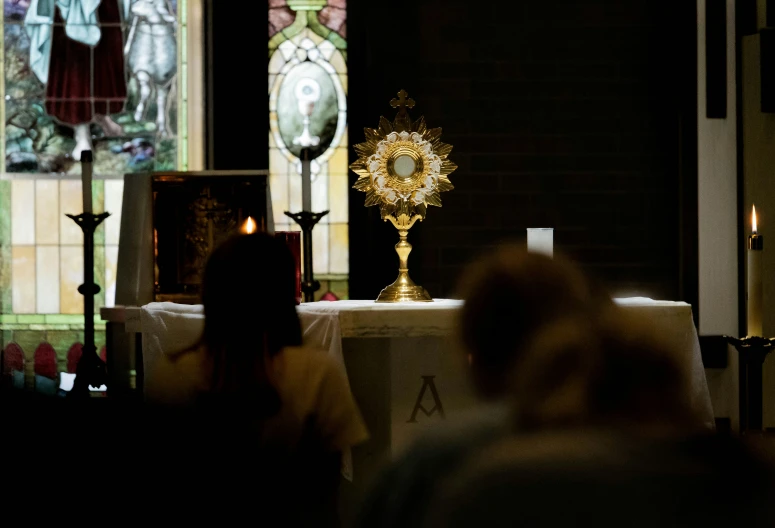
[3,0,195,174]
[0,0,203,329]
[269,0,348,297]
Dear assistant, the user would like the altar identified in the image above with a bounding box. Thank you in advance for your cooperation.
[101,296,713,496]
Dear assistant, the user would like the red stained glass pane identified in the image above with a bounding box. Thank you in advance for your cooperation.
[34,343,57,380]
[3,343,25,372]
[328,0,346,8]
[269,7,296,37]
[67,343,83,374]
[318,7,346,37]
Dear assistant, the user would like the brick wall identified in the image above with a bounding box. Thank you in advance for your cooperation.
[348,0,696,302]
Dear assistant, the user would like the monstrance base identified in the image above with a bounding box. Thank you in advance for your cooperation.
[376,272,433,303]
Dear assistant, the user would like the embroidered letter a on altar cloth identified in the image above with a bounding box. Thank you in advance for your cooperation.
[407,375,446,423]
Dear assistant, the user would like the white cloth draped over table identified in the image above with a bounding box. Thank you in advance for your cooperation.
[139,302,351,396]
[297,298,714,430]
[140,300,460,401]
[612,297,714,427]
[140,302,205,405]
[138,298,714,432]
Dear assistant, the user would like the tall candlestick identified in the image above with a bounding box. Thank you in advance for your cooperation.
[748,205,763,336]
[527,228,553,258]
[81,150,93,214]
[301,148,311,213]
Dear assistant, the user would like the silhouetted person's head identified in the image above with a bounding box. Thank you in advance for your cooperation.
[200,233,302,413]
[510,307,699,433]
[457,246,610,399]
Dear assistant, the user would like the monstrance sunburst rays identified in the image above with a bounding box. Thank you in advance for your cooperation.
[350,90,457,303]
[350,91,457,221]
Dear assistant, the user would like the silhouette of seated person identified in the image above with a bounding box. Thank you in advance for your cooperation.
[354,247,746,528]
[425,312,775,528]
[142,233,368,524]
[426,429,775,528]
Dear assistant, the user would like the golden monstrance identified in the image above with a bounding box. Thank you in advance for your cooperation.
[351,90,457,302]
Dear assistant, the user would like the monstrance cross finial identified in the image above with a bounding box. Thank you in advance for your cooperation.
[390,89,415,114]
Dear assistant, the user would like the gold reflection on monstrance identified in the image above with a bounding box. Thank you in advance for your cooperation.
[351,90,457,302]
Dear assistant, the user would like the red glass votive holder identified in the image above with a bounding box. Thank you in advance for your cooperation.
[275,231,302,304]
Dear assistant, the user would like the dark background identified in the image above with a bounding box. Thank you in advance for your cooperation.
[208,0,699,307]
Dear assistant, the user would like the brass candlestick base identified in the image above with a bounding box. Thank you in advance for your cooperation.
[725,335,774,432]
[377,213,432,303]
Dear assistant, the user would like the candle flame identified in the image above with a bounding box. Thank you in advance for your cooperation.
[753,205,758,234]
[242,216,257,234]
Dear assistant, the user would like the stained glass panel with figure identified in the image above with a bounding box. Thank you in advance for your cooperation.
[0,0,201,331]
[3,0,184,175]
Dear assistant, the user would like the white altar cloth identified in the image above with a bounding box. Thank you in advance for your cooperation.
[297,298,713,428]
[136,298,713,429]
[126,297,714,510]
[137,299,463,393]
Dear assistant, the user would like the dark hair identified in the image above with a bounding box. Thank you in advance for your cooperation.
[457,246,611,399]
[199,233,302,416]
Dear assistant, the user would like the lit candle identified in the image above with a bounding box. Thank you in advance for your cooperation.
[527,228,553,258]
[242,216,257,234]
[301,148,312,212]
[748,205,763,336]
[81,150,93,214]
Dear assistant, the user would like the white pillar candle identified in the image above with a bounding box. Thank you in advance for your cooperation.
[748,205,763,336]
[81,150,93,214]
[527,228,553,258]
[301,149,312,213]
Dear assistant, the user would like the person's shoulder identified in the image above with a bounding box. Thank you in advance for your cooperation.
[353,405,509,528]
[280,345,342,376]
[171,344,208,382]
[281,345,331,362]
[169,342,206,364]
[398,403,511,458]
[279,346,369,450]
[274,345,343,395]
[371,404,512,489]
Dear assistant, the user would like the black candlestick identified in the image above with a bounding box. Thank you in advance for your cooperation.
[725,335,775,432]
[66,211,111,398]
[284,210,328,303]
